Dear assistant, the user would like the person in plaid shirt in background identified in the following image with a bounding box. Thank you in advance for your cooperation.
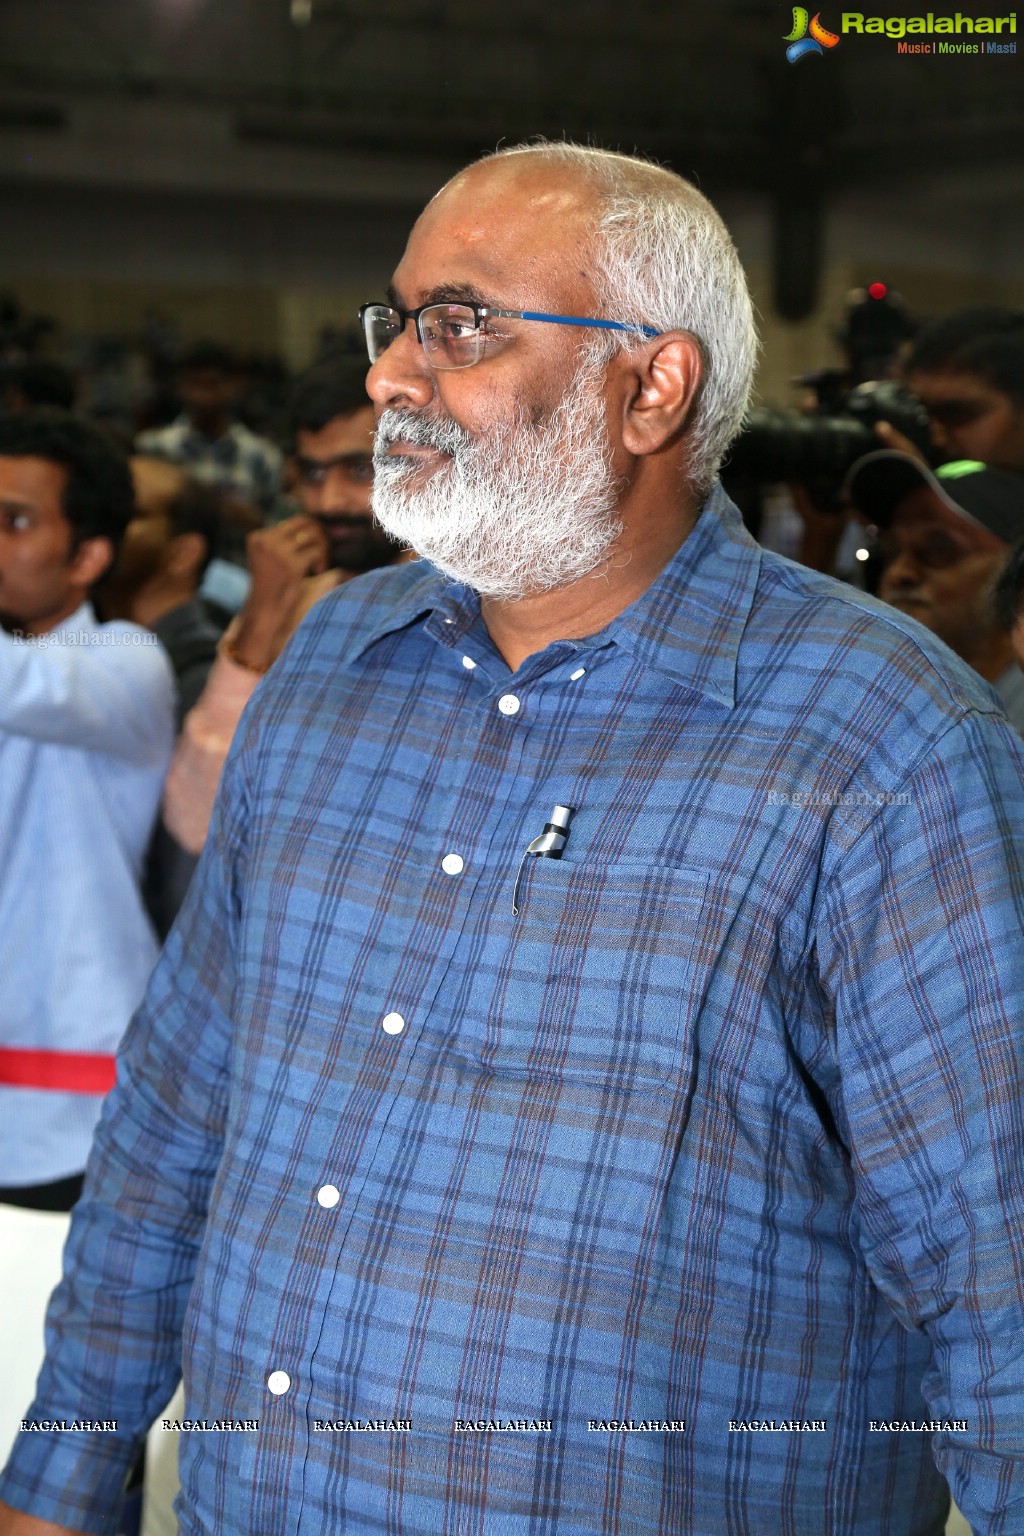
[136,341,282,519]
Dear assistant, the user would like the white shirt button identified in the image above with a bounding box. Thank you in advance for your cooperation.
[382,1011,406,1036]
[461,655,477,670]
[267,1370,291,1395]
[570,667,586,681]
[441,852,464,875]
[498,694,521,716]
[316,1184,340,1209]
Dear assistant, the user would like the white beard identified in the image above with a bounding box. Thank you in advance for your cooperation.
[370,356,623,599]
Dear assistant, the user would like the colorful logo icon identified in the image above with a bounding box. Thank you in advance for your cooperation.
[784,8,841,62]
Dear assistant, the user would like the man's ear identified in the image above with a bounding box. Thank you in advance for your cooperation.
[69,535,116,591]
[168,531,208,580]
[618,331,704,457]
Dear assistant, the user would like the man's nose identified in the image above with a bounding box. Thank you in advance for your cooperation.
[882,548,923,589]
[366,324,435,413]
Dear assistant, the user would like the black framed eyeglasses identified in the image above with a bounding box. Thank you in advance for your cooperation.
[359,301,659,371]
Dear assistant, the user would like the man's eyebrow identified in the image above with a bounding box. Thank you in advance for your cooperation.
[421,283,493,308]
[384,282,496,311]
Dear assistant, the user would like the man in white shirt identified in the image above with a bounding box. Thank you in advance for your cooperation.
[0,409,176,1211]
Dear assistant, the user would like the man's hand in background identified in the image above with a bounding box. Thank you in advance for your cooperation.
[229,516,342,672]
[874,419,929,462]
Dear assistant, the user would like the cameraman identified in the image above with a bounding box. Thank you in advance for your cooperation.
[847,451,1024,736]
[724,289,928,577]
[876,306,1024,476]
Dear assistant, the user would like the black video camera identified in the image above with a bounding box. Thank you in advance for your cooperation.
[722,378,932,506]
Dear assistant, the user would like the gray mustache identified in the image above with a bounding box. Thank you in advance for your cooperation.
[374,409,470,458]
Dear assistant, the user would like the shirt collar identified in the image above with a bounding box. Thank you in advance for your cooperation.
[605,482,761,706]
[50,601,99,636]
[351,563,456,660]
[353,483,760,708]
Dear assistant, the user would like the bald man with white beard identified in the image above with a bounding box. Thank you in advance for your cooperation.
[2,144,1024,1536]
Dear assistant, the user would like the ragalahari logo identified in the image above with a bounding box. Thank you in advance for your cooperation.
[785,8,841,61]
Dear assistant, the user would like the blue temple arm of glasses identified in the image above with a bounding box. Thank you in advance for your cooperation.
[493,310,659,339]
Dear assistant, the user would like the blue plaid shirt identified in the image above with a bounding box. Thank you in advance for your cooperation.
[3,486,1024,1535]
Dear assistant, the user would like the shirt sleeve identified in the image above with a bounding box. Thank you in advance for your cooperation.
[0,728,251,1535]
[162,641,259,854]
[0,625,176,765]
[815,707,1024,1532]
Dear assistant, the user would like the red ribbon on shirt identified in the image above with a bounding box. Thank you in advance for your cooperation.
[0,1048,117,1094]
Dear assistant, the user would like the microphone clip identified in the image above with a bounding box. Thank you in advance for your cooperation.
[512,805,575,915]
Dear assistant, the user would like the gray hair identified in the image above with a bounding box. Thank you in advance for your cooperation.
[481,141,757,491]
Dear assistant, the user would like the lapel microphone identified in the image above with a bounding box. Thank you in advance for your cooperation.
[512,805,575,915]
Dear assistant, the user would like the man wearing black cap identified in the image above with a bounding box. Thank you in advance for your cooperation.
[847,451,1024,735]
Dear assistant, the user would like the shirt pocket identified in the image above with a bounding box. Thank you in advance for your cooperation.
[484,857,711,1094]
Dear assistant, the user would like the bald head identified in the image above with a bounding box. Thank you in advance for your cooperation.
[432,151,603,220]
[473,142,703,208]
[412,155,604,323]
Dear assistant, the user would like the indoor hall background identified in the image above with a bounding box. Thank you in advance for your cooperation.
[0,0,1021,395]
